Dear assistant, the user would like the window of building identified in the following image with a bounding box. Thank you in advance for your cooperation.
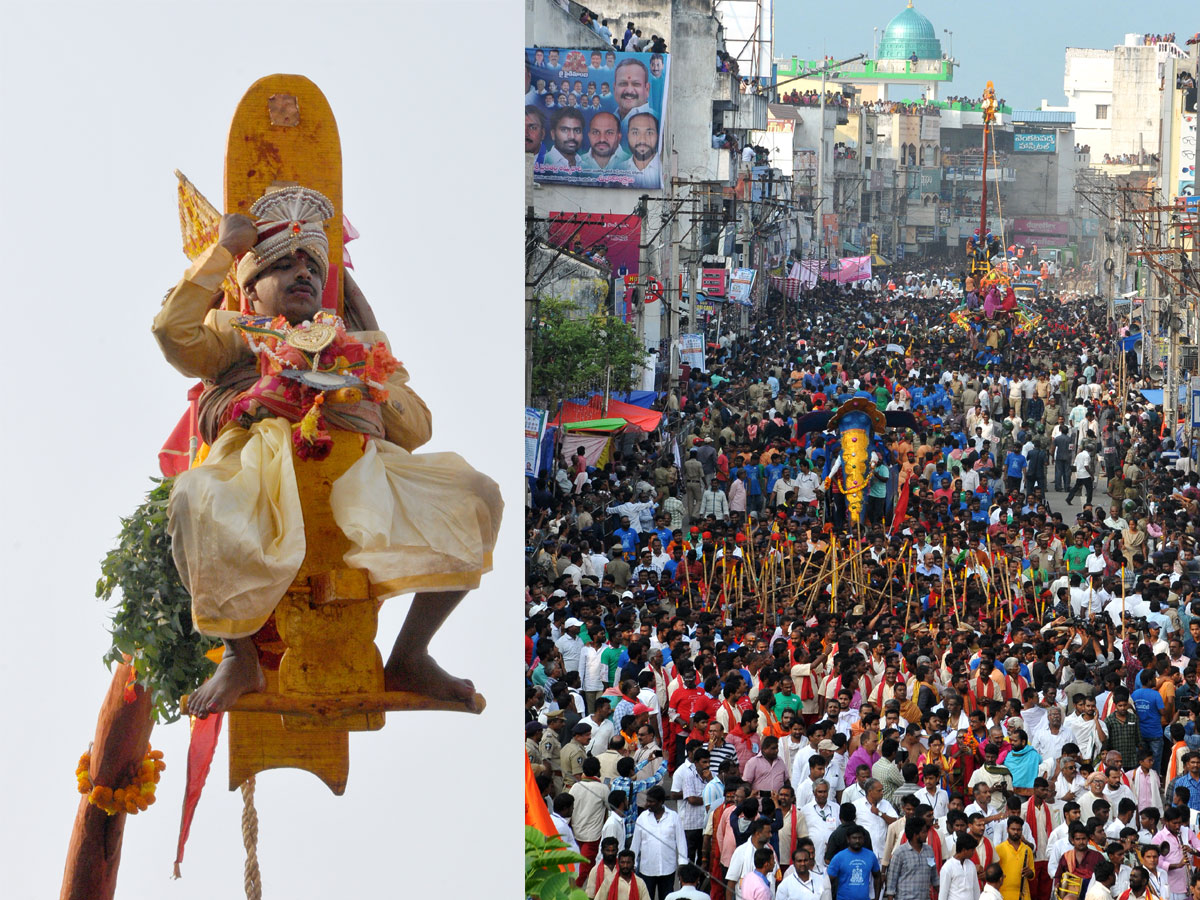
[1095,104,1108,120]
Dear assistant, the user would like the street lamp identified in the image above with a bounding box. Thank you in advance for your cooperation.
[873,27,878,59]
[943,29,953,60]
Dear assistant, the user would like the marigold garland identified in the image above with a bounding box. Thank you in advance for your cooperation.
[76,746,166,816]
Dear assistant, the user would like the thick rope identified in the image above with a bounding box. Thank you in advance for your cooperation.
[240,777,262,900]
[992,123,1009,265]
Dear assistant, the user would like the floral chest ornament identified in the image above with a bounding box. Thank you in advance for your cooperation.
[231,311,400,459]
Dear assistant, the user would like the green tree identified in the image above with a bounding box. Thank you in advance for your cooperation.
[530,296,643,409]
[97,478,219,723]
[525,826,588,900]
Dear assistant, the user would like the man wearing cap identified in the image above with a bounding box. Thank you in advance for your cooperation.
[606,548,633,589]
[564,722,594,788]
[558,618,586,678]
[155,192,502,716]
[542,711,567,793]
[684,450,706,522]
[528,721,549,776]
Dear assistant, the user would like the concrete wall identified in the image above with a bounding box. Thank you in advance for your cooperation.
[527,0,612,49]
[1063,49,1114,157]
[1110,46,1161,156]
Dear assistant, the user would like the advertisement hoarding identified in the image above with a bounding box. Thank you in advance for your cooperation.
[727,268,756,306]
[547,212,642,275]
[526,48,670,189]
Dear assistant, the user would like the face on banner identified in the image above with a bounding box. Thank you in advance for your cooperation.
[525,48,669,189]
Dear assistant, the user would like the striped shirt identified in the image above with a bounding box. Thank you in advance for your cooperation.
[887,842,939,900]
[611,758,669,841]
[674,760,711,831]
[709,741,739,777]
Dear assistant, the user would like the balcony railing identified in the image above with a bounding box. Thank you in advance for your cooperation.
[723,92,768,131]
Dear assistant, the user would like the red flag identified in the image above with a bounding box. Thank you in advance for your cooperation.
[158,383,204,477]
[890,477,911,536]
[173,712,223,878]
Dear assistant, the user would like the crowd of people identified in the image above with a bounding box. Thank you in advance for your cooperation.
[526,263,1200,900]
[777,90,851,109]
[1098,153,1160,167]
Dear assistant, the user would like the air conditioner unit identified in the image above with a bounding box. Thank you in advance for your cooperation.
[1182,345,1198,374]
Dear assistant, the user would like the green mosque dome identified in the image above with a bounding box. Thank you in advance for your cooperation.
[877,1,943,60]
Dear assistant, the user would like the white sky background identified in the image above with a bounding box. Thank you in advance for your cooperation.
[0,1,522,896]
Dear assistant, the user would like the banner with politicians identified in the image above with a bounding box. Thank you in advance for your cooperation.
[525,408,548,478]
[525,47,670,189]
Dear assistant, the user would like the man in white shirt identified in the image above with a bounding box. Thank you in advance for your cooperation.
[1032,707,1078,774]
[673,748,711,859]
[939,834,982,900]
[1053,758,1088,804]
[853,779,899,854]
[773,468,798,507]
[631,786,688,897]
[964,781,1008,846]
[581,633,609,710]
[1065,697,1106,762]
[802,780,839,865]
[726,817,780,900]
[556,618,586,676]
[916,768,951,819]
[1045,802,1081,878]
[1101,766,1135,810]
[778,844,832,900]
[794,465,821,505]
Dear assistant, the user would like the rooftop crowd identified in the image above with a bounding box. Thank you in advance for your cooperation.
[526,259,1200,900]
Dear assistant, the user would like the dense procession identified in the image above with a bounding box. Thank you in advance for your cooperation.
[525,274,1200,900]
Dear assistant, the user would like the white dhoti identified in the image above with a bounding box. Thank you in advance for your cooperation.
[168,418,502,639]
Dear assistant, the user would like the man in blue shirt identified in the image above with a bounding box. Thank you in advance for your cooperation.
[765,454,785,497]
[1131,668,1166,771]
[828,826,880,900]
[614,516,640,561]
[1167,751,1200,814]
[1004,447,1027,493]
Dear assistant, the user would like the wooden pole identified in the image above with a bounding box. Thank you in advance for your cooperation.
[61,663,155,900]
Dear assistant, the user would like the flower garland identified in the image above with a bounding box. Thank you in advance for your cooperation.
[231,311,400,460]
[76,745,166,816]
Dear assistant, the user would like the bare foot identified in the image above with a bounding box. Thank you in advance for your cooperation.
[189,640,266,718]
[384,652,478,711]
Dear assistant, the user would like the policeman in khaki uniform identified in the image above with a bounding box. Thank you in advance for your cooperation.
[541,710,566,794]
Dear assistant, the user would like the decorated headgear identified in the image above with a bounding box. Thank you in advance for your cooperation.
[235,186,335,291]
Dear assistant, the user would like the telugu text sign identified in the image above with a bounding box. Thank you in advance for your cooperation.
[1013,131,1057,153]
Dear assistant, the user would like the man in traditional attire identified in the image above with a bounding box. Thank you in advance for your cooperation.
[597,849,651,900]
[153,189,503,715]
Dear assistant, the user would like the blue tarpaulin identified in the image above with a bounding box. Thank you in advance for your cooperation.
[1139,387,1188,406]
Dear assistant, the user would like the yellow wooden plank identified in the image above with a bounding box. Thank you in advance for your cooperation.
[227,672,350,795]
[187,690,487,718]
[223,74,343,313]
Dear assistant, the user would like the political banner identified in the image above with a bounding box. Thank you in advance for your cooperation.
[525,408,548,477]
[526,48,670,189]
[728,268,756,306]
[678,333,706,373]
[547,212,641,275]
